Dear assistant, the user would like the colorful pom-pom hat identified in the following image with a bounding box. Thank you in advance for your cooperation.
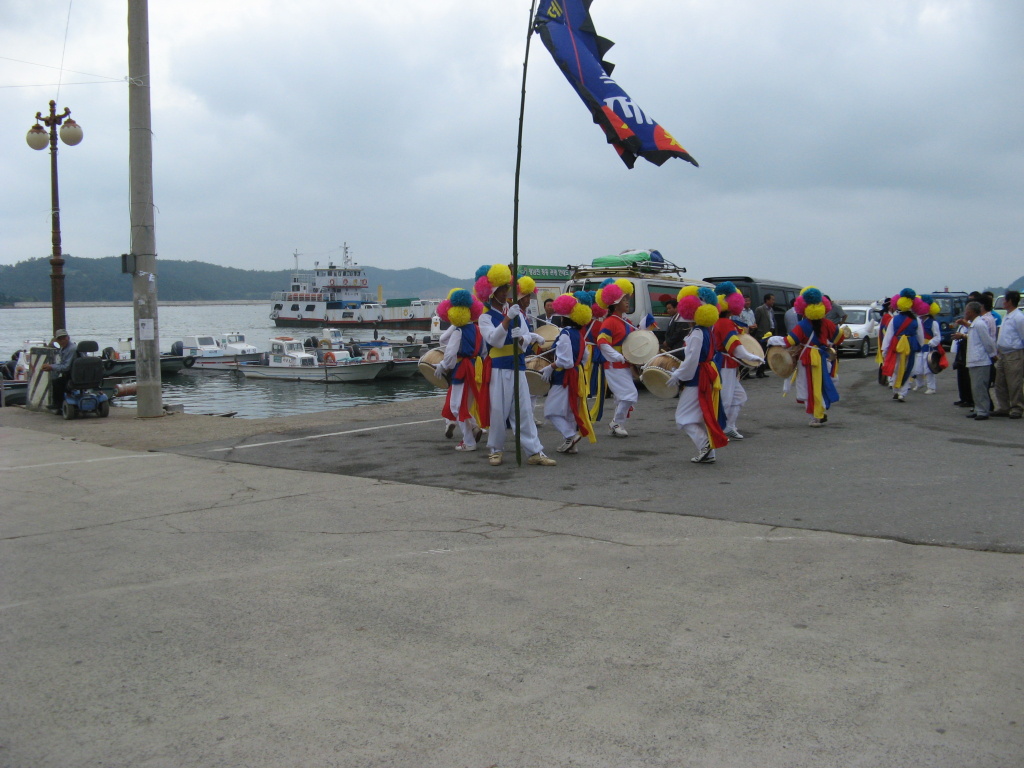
[474,263,512,303]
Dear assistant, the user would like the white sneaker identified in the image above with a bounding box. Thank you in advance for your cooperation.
[609,422,628,437]
[691,444,715,463]
[488,452,503,466]
[924,388,936,395]
[725,428,744,439]
[556,433,583,454]
[809,418,825,427]
[527,452,557,466]
[455,442,476,451]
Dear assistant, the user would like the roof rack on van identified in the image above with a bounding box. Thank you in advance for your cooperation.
[568,258,688,280]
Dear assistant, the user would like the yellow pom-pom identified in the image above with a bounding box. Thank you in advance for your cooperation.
[694,304,719,327]
[677,285,699,302]
[802,285,818,294]
[487,263,511,287]
[717,295,728,312]
[447,306,472,327]
[517,275,536,295]
[930,301,940,315]
[896,296,913,312]
[804,303,826,320]
[569,304,592,327]
[447,288,460,299]
[615,278,634,295]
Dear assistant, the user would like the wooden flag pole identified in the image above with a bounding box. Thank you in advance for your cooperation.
[511,0,539,467]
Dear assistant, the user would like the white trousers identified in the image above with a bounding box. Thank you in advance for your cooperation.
[604,366,638,423]
[720,367,747,432]
[913,351,937,390]
[544,384,576,439]
[487,368,543,456]
[674,386,708,450]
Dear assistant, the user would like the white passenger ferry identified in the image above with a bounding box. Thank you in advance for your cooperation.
[269,245,443,331]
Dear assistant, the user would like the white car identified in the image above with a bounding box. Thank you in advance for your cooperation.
[836,303,882,357]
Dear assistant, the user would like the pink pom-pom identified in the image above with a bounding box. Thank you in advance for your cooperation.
[599,284,623,308]
[793,295,807,315]
[591,305,607,320]
[475,275,493,302]
[551,294,576,315]
[912,297,930,316]
[891,294,901,309]
[726,293,745,316]
[470,299,485,320]
[822,297,833,312]
[436,299,451,322]
[677,294,701,321]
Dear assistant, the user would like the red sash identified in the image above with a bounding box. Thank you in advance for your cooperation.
[697,361,730,449]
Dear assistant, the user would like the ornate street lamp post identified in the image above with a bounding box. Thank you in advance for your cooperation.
[26,100,83,337]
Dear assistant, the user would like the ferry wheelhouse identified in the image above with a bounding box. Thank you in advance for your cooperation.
[269,246,442,331]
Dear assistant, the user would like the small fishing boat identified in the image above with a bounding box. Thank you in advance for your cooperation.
[173,332,262,371]
[303,328,420,380]
[236,337,387,382]
[99,338,188,377]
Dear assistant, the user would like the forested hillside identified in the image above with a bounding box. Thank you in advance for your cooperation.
[0,256,470,303]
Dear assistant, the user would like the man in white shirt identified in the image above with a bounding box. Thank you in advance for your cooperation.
[992,290,1024,419]
[951,301,997,419]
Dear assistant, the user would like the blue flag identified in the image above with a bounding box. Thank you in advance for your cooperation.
[534,0,698,169]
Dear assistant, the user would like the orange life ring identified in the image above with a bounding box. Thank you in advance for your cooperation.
[366,349,381,362]
[329,279,335,286]
[343,279,349,286]
[362,279,367,286]
[323,352,336,365]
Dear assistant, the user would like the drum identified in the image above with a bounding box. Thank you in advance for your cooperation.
[622,329,660,365]
[640,353,681,399]
[766,345,798,378]
[535,323,560,351]
[524,355,551,396]
[417,348,449,389]
[736,333,765,368]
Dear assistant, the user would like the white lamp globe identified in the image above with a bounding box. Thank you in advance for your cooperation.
[59,119,83,146]
[26,124,49,150]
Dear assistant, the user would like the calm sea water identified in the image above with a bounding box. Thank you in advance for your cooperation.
[0,304,439,418]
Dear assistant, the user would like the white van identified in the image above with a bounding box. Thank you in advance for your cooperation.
[562,251,714,339]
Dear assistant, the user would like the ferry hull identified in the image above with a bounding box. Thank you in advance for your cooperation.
[273,317,440,331]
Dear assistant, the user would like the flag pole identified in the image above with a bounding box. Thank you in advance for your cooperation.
[511,0,539,467]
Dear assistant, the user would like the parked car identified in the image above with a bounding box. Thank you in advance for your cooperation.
[702,275,804,335]
[836,303,881,357]
[563,251,713,341]
[928,291,970,347]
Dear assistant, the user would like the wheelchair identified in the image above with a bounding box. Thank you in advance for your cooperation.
[60,340,111,420]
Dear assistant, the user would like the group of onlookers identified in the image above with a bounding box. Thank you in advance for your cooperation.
[951,290,1024,420]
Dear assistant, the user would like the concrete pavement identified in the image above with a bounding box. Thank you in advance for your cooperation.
[1,359,1021,767]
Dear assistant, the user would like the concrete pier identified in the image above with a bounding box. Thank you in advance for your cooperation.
[1,356,1020,767]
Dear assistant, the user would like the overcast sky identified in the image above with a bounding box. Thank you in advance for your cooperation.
[2,0,1022,298]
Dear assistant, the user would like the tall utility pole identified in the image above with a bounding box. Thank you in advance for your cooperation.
[127,0,162,417]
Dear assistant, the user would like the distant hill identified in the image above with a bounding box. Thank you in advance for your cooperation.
[0,256,471,303]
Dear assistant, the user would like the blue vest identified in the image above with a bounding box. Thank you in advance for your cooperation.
[551,328,582,386]
[485,308,526,369]
[682,328,713,387]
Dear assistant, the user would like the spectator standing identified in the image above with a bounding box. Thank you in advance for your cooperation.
[40,330,77,412]
[753,294,776,377]
[992,290,1024,419]
[737,295,756,330]
[951,301,997,420]
[825,296,847,326]
[784,304,800,333]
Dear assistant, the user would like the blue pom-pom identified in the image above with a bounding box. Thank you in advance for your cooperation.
[449,289,473,308]
[900,287,916,299]
[715,281,737,296]
[475,265,491,280]
[697,286,717,304]
[802,287,823,304]
[574,290,593,306]
[920,293,933,303]
[600,278,616,288]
